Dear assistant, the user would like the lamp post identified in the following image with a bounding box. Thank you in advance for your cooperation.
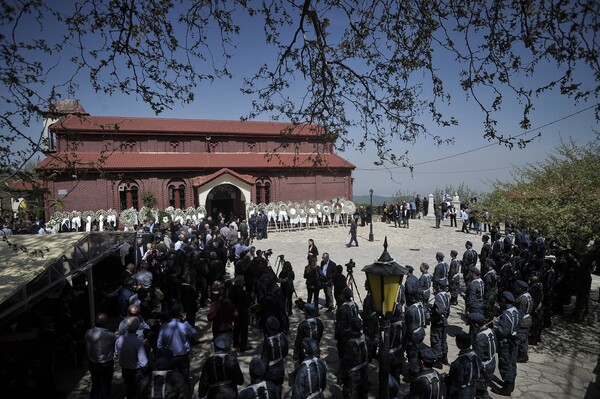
[369,188,374,241]
[362,237,407,399]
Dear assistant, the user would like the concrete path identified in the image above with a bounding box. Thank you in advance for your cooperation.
[68,218,600,398]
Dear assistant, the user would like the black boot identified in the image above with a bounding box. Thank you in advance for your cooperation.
[492,380,515,396]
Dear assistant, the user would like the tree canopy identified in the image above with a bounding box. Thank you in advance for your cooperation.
[1,0,598,188]
[482,134,600,253]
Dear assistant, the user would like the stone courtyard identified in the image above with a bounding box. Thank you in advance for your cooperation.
[67,217,600,398]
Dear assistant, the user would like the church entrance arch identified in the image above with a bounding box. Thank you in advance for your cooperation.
[194,169,253,221]
[206,184,245,221]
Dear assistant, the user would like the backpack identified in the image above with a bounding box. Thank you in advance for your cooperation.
[150,370,170,399]
[415,369,446,399]
[247,381,270,399]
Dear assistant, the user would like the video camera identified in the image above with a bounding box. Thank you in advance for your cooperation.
[264,248,273,259]
[345,258,356,274]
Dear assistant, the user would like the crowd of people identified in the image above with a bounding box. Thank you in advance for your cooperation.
[0,208,594,399]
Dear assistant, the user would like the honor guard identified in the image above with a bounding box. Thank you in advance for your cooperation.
[294,304,324,363]
[290,339,327,399]
[197,334,244,399]
[492,292,521,396]
[238,357,281,399]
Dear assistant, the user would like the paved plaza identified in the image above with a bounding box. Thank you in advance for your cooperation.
[68,218,600,398]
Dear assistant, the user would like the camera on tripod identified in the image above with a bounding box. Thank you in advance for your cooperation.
[345,259,356,274]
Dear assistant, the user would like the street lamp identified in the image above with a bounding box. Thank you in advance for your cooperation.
[362,237,407,399]
[369,188,374,241]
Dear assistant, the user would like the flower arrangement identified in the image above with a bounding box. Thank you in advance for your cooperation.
[159,210,172,228]
[82,210,96,221]
[106,209,118,224]
[196,205,207,219]
[185,206,196,221]
[48,212,64,230]
[120,208,138,230]
[173,208,185,223]
[344,200,357,215]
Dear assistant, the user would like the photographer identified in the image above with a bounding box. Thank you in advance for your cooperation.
[278,258,295,316]
[333,265,347,307]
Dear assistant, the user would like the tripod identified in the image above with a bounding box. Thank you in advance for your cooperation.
[346,269,363,304]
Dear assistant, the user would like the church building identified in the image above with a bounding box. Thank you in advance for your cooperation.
[34,101,355,220]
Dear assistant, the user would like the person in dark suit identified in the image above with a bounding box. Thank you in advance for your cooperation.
[307,239,319,260]
[319,253,336,311]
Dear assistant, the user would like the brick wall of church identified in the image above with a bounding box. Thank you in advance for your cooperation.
[43,168,352,220]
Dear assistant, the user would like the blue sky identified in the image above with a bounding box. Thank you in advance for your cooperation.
[3,3,598,198]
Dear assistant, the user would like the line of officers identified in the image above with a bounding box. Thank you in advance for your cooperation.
[196,246,550,399]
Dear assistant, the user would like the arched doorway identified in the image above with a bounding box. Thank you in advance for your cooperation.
[206,184,245,221]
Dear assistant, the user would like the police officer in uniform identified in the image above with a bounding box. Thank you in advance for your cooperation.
[433,252,449,285]
[469,313,496,399]
[405,265,421,303]
[462,241,478,284]
[479,234,492,267]
[492,292,521,396]
[362,281,380,359]
[261,316,289,390]
[409,347,445,399]
[197,334,244,399]
[335,287,361,361]
[514,280,533,363]
[405,292,430,382]
[339,318,370,399]
[418,262,433,305]
[430,279,450,368]
[448,250,461,305]
[290,339,327,399]
[294,303,324,363]
[447,332,482,399]
[238,357,281,399]
[527,271,544,345]
[389,304,406,381]
[498,253,517,297]
[465,267,484,318]
[481,259,498,322]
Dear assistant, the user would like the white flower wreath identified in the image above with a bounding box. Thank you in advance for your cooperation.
[48,212,64,229]
[82,210,96,220]
[120,208,138,229]
[344,200,357,215]
[333,201,343,215]
[196,205,207,220]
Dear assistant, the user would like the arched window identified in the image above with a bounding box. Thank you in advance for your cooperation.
[119,182,139,210]
[255,177,272,204]
[264,181,271,204]
[255,182,263,204]
[168,183,186,209]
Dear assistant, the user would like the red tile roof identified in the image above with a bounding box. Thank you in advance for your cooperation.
[191,168,255,187]
[9,181,47,191]
[50,115,324,137]
[36,152,355,170]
